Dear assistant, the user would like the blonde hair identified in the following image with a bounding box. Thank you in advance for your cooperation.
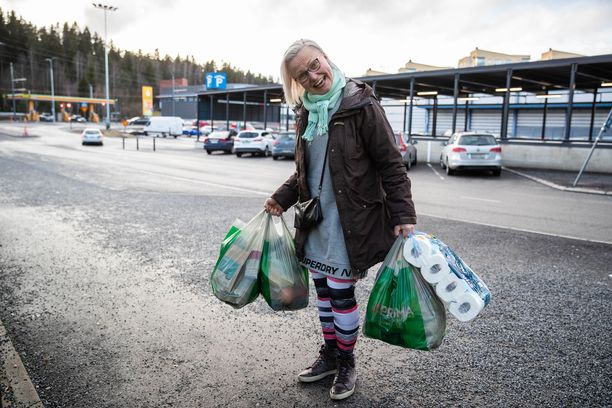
[280,39,331,107]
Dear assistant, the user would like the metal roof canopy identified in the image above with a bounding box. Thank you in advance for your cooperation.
[197,54,612,141]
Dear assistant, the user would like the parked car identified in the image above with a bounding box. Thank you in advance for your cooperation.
[272,131,296,160]
[39,112,54,122]
[439,132,502,176]
[81,128,103,146]
[128,116,150,126]
[394,131,418,170]
[143,116,183,138]
[233,130,275,157]
[70,114,87,123]
[204,130,235,154]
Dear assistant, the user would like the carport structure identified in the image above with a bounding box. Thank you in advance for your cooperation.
[197,54,612,142]
[196,84,285,132]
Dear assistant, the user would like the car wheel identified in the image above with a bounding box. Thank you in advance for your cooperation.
[405,155,412,170]
[412,152,417,166]
[82,142,86,145]
[206,150,211,155]
[264,146,270,157]
[445,160,455,176]
[236,152,243,158]
[492,168,502,177]
[439,155,445,169]
[272,155,278,161]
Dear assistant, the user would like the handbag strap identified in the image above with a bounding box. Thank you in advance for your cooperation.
[316,135,332,195]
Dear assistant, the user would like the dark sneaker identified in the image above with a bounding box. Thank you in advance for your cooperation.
[329,353,356,400]
[297,345,338,383]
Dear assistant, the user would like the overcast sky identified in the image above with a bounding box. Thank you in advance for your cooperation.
[2,0,611,81]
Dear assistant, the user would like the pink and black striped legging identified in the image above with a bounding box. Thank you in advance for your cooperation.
[310,270,360,355]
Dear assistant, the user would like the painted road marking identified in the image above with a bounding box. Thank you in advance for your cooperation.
[420,212,612,246]
[460,196,502,203]
[140,170,270,196]
[427,163,445,180]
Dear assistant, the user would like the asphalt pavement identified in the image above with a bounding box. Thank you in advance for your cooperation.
[0,124,611,407]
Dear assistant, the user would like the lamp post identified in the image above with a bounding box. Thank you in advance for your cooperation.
[9,63,27,120]
[92,3,118,130]
[45,58,56,122]
[172,70,175,117]
[10,62,15,120]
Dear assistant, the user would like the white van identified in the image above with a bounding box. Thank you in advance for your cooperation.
[143,116,183,138]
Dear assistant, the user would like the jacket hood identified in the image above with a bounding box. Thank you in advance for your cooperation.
[336,78,374,114]
[295,78,374,135]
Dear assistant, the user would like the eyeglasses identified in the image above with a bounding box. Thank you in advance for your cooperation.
[295,57,321,84]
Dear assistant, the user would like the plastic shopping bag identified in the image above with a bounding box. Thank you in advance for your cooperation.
[364,236,446,351]
[259,215,309,311]
[211,211,267,309]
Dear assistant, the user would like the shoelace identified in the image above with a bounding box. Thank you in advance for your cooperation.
[335,360,352,383]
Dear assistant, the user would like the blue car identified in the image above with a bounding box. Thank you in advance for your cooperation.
[271,131,296,160]
[204,130,235,154]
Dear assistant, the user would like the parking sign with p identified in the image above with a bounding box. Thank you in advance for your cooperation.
[206,72,227,90]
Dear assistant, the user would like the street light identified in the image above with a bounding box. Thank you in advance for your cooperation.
[92,3,118,130]
[9,63,27,120]
[45,57,56,122]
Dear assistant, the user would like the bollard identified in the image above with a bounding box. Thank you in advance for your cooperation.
[136,136,139,151]
[122,136,125,150]
[153,137,156,152]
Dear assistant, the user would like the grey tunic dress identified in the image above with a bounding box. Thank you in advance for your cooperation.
[299,94,355,280]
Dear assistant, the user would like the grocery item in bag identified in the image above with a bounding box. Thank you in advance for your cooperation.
[364,237,446,351]
[260,215,309,311]
[409,232,491,322]
[211,211,267,309]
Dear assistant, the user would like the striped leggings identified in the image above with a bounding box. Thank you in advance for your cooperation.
[311,270,360,355]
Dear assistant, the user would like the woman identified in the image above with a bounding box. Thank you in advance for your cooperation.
[264,39,417,401]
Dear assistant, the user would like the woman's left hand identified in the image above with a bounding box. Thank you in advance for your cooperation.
[394,224,415,237]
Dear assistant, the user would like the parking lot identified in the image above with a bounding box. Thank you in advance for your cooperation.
[0,122,611,407]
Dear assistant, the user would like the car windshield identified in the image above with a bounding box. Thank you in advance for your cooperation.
[209,131,230,138]
[238,132,259,138]
[277,133,296,141]
[458,135,497,146]
[85,130,99,135]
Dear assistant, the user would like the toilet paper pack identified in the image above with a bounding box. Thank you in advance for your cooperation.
[404,232,492,322]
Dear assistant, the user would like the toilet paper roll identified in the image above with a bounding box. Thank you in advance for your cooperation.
[420,253,451,284]
[435,273,469,303]
[414,235,432,251]
[403,236,432,267]
[448,291,485,322]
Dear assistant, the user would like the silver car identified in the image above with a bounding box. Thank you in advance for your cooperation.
[81,128,104,146]
[394,132,418,170]
[440,132,502,176]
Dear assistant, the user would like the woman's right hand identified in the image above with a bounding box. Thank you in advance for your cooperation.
[264,197,284,216]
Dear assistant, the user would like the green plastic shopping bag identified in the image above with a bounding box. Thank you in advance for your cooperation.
[259,215,309,311]
[211,211,267,309]
[364,236,446,350]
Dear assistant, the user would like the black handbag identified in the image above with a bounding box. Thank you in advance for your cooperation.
[294,136,330,230]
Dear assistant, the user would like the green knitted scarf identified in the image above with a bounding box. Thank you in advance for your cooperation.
[301,67,346,142]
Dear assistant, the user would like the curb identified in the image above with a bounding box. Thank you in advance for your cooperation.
[0,319,43,408]
[504,167,612,196]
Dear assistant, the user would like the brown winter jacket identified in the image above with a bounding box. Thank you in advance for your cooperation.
[271,79,417,279]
